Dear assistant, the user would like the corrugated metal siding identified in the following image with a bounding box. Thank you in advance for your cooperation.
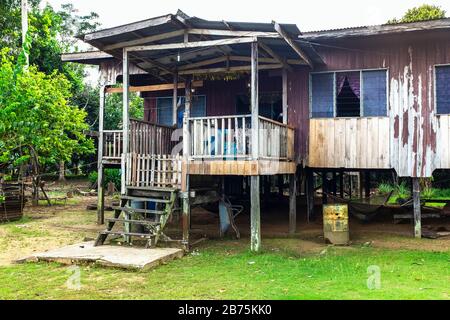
[290,32,450,177]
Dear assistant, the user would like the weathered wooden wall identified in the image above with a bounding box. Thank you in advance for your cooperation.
[291,31,450,177]
[309,118,390,168]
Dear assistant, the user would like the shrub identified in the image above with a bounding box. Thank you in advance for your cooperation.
[88,169,121,189]
[395,181,411,200]
[421,187,436,199]
[377,182,394,194]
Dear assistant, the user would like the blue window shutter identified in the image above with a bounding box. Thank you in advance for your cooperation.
[156,97,173,126]
[158,95,206,127]
[436,66,450,114]
[311,73,334,118]
[362,70,387,117]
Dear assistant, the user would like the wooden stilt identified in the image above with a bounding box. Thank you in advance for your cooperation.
[97,86,106,225]
[339,170,344,198]
[289,173,297,235]
[412,178,422,239]
[251,175,261,252]
[332,171,337,196]
[306,168,314,223]
[322,171,328,205]
[364,171,371,198]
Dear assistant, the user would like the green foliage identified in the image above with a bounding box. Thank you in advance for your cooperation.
[0,49,94,168]
[104,92,144,130]
[395,181,411,200]
[88,169,121,188]
[388,4,446,24]
[421,187,435,199]
[377,182,394,194]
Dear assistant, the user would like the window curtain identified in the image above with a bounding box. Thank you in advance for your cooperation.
[336,72,361,98]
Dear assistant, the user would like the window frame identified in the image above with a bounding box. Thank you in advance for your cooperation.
[434,64,450,116]
[309,68,389,119]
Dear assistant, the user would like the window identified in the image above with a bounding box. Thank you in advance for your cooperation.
[311,73,334,118]
[436,65,450,114]
[310,69,387,118]
[336,71,360,117]
[156,95,206,127]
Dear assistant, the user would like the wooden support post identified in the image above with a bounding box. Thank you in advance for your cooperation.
[121,48,129,195]
[339,170,344,198]
[250,176,261,252]
[412,178,422,239]
[251,41,259,160]
[172,72,178,126]
[181,76,192,251]
[306,168,314,223]
[332,171,337,196]
[250,41,261,252]
[364,171,371,198]
[322,171,328,205]
[289,173,297,235]
[97,86,106,225]
[282,68,288,124]
[359,172,364,199]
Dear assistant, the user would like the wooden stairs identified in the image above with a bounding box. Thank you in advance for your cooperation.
[95,187,178,248]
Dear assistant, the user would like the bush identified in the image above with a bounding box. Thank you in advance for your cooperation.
[377,182,394,194]
[421,187,436,199]
[88,169,121,189]
[395,181,411,200]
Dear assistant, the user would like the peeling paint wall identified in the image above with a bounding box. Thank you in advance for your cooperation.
[290,31,450,177]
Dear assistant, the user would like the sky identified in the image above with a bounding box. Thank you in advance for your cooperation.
[43,0,450,32]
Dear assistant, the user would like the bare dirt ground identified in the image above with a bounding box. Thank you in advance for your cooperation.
[1,181,449,266]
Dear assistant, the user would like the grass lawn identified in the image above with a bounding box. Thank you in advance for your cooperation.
[0,197,448,300]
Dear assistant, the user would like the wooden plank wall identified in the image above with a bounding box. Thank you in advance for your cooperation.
[308,117,390,168]
[436,115,450,169]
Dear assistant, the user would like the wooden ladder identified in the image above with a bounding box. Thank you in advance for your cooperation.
[95,189,177,248]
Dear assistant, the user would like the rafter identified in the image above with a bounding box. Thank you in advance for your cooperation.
[258,41,292,72]
[103,30,185,51]
[272,21,314,68]
[126,37,258,52]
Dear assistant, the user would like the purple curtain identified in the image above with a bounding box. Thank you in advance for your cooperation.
[336,72,360,98]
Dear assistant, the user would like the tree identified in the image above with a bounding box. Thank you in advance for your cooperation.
[0,49,94,200]
[388,4,446,24]
[1,1,100,181]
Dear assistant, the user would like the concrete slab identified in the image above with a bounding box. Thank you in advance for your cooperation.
[22,242,184,270]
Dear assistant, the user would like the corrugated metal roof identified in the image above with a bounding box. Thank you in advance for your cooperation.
[301,18,450,40]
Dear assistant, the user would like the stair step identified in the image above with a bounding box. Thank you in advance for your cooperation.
[106,218,160,226]
[100,231,155,238]
[111,206,166,215]
[121,195,171,204]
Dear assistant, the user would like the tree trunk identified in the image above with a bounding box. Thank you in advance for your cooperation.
[59,161,66,181]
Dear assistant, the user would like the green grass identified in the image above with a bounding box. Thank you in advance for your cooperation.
[0,241,448,300]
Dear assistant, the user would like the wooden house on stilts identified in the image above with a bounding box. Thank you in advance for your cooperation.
[63,10,450,251]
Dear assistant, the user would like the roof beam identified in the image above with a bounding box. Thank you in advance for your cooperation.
[125,37,258,52]
[188,29,280,38]
[177,63,283,75]
[61,51,113,62]
[273,21,314,68]
[84,15,173,41]
[258,41,292,72]
[105,80,204,94]
[102,30,185,51]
